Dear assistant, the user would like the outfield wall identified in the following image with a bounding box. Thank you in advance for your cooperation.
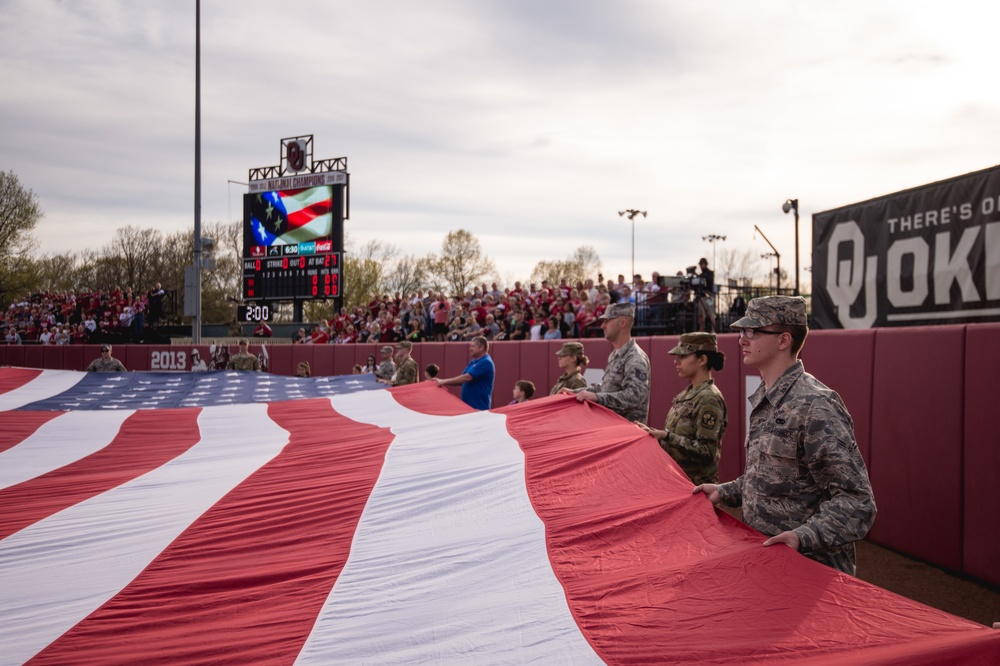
[3,323,998,587]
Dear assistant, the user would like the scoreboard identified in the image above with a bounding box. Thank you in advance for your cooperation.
[242,253,341,301]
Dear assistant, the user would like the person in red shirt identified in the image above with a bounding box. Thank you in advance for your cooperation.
[253,320,272,337]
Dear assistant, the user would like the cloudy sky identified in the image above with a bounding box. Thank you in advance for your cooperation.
[2,0,999,290]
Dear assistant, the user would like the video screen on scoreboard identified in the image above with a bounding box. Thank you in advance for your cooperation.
[243,185,334,257]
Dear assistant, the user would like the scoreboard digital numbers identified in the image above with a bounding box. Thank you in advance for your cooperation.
[242,253,341,301]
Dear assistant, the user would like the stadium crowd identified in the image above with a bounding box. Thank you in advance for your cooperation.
[290,274,688,345]
[3,268,717,346]
[2,285,165,346]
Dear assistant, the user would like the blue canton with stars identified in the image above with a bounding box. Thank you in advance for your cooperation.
[19,371,385,411]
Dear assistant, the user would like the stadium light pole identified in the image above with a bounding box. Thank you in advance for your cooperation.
[753,224,782,293]
[618,209,647,277]
[782,198,800,296]
[193,0,202,344]
[702,234,726,272]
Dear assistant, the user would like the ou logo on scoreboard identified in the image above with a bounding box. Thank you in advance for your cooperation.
[286,139,307,172]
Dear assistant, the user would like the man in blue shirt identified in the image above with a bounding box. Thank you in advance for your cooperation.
[435,335,495,410]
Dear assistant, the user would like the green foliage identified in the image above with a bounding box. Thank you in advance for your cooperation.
[0,170,42,304]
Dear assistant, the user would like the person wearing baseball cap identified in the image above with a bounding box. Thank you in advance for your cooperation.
[389,340,419,386]
[550,341,589,395]
[637,332,727,485]
[374,345,398,382]
[559,301,650,423]
[692,295,876,576]
[227,339,261,372]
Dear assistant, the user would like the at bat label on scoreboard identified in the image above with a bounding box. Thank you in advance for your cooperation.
[243,252,341,300]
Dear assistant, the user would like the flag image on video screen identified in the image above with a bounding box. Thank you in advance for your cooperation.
[244,186,333,252]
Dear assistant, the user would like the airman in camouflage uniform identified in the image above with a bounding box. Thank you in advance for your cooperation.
[227,339,262,371]
[693,296,875,576]
[86,345,127,372]
[563,302,650,423]
[549,341,588,395]
[375,346,398,381]
[653,332,727,485]
[391,341,419,386]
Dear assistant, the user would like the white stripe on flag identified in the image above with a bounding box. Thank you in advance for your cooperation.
[0,403,288,666]
[295,391,603,665]
[0,410,132,491]
[0,369,83,411]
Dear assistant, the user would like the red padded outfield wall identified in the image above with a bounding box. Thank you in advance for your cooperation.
[1,325,998,587]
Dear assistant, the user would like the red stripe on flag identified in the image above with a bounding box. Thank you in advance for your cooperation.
[0,367,42,395]
[0,410,61,454]
[31,398,393,666]
[388,380,473,415]
[0,409,202,541]
[507,395,1000,664]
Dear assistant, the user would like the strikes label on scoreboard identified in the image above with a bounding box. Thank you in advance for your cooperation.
[242,252,341,300]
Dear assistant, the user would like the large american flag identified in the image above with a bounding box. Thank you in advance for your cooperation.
[2,368,998,665]
[248,186,333,247]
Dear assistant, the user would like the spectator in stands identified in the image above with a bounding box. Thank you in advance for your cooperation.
[87,344,127,372]
[543,316,562,340]
[509,310,531,341]
[227,339,262,371]
[53,325,70,345]
[253,319,273,337]
[509,379,535,405]
[292,327,307,344]
[4,326,22,344]
[435,336,495,410]
[561,302,650,423]
[693,296,875,576]
[550,341,588,395]
[637,332,728,485]
[482,313,500,340]
[431,294,451,341]
[305,323,330,345]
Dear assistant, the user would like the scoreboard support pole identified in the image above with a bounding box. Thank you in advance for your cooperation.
[294,300,304,324]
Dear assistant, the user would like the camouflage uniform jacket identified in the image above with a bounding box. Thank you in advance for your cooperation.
[662,379,727,485]
[86,357,126,372]
[583,338,650,423]
[227,352,261,371]
[717,361,876,575]
[375,359,397,381]
[550,370,587,395]
[392,357,418,386]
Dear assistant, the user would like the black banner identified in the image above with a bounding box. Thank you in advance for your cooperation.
[812,165,1000,328]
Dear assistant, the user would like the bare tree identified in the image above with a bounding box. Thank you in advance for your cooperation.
[530,245,603,285]
[430,229,495,296]
[715,246,767,287]
[385,254,433,298]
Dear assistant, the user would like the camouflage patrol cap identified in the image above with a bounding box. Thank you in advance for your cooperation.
[397,340,413,350]
[730,295,808,329]
[555,341,585,357]
[598,301,636,320]
[668,332,718,355]
[380,345,394,354]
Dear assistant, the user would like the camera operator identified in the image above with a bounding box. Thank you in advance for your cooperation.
[694,258,716,333]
